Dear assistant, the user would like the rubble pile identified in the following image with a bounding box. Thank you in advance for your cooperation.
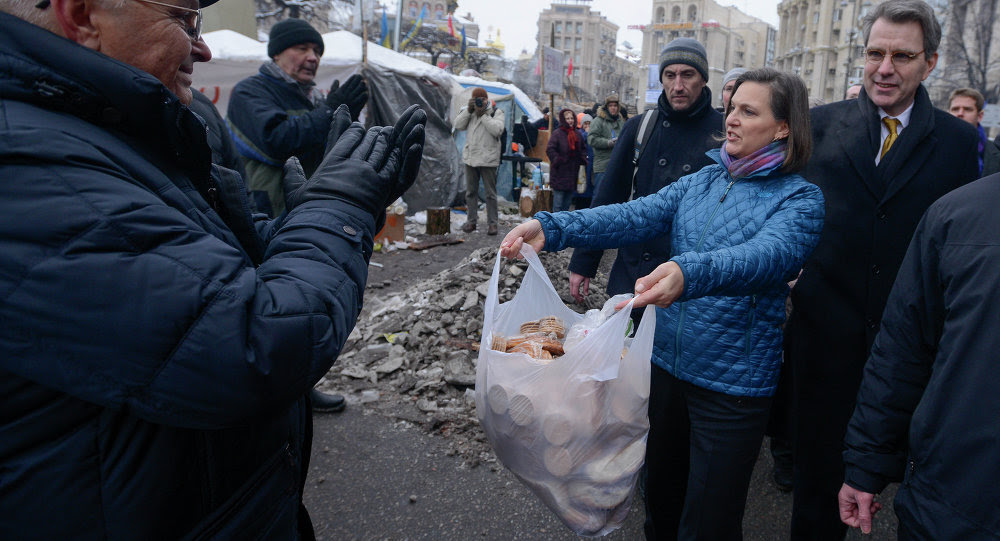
[318,247,612,468]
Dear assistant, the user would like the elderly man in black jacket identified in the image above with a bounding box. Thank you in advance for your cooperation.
[838,174,1000,539]
[784,1,980,538]
[0,0,424,536]
[227,18,368,217]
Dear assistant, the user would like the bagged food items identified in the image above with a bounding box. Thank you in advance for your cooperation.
[475,245,655,537]
[563,294,635,352]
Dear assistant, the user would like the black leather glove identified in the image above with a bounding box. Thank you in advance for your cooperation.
[385,104,427,205]
[326,74,368,121]
[283,104,426,217]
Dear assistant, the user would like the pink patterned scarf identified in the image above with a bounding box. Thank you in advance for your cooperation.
[720,139,787,179]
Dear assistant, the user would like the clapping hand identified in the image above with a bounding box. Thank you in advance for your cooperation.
[326,74,368,120]
[283,104,426,218]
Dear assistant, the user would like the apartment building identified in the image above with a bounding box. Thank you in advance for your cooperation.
[638,0,775,106]
[773,0,877,103]
[537,0,626,104]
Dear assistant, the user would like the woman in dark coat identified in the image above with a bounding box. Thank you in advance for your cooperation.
[546,108,587,212]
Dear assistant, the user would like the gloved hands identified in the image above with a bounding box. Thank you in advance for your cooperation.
[467,98,475,113]
[326,74,368,121]
[283,104,426,218]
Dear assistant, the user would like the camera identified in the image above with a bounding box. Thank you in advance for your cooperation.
[474,97,485,108]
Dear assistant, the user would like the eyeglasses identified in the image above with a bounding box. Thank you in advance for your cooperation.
[36,0,202,41]
[133,0,202,41]
[864,48,924,67]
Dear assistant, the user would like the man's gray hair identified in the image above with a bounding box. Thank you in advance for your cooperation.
[862,0,942,56]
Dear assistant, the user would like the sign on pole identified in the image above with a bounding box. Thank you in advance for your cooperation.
[542,46,564,95]
[645,64,661,104]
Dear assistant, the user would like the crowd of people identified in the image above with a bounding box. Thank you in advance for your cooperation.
[502,0,997,539]
[1,0,998,538]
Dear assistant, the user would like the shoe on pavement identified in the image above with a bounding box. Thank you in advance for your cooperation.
[487,224,498,236]
[772,465,793,492]
[310,389,346,413]
[461,222,476,233]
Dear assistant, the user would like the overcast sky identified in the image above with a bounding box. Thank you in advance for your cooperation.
[391,0,781,59]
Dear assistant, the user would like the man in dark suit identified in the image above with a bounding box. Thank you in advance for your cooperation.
[784,1,980,538]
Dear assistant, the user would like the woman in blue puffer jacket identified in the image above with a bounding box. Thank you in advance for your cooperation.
[500,68,824,540]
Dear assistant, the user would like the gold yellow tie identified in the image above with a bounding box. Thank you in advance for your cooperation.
[881,117,900,159]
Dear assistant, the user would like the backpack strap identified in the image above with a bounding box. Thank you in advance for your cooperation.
[630,109,657,201]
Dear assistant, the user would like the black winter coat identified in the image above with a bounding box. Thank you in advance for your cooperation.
[843,175,1000,539]
[785,86,979,485]
[568,88,723,296]
[227,66,334,215]
[0,13,373,539]
[190,88,247,181]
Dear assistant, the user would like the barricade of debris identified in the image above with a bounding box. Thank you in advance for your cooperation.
[318,246,612,468]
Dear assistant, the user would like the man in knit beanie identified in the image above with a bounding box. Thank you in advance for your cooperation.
[587,93,624,190]
[227,17,372,414]
[454,87,505,235]
[656,37,710,112]
[228,18,368,216]
[721,67,748,112]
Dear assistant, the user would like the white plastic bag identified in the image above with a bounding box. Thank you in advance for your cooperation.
[475,245,655,537]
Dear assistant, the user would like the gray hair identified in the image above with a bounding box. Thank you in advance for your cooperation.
[862,0,942,56]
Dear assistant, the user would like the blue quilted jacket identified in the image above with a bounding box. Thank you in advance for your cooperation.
[537,149,825,397]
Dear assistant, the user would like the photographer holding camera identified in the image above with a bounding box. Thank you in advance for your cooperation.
[454,87,505,235]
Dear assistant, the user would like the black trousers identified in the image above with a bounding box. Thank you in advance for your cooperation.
[643,365,772,541]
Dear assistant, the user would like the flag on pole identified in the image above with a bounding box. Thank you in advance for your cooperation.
[460,25,467,58]
[568,57,573,76]
[399,5,428,50]
[380,10,390,48]
[448,14,455,37]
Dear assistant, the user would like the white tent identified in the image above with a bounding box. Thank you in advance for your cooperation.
[195,30,543,211]
[197,30,464,211]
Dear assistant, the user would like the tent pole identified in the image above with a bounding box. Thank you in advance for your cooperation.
[361,0,368,66]
[393,0,403,51]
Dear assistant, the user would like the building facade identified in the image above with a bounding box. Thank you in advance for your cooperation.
[537,0,626,104]
[638,0,775,107]
[774,0,877,103]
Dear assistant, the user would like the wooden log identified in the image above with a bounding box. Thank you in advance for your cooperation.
[534,188,553,213]
[519,191,535,217]
[425,206,451,235]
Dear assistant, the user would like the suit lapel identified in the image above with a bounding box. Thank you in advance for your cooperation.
[836,98,882,199]
[876,86,936,203]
